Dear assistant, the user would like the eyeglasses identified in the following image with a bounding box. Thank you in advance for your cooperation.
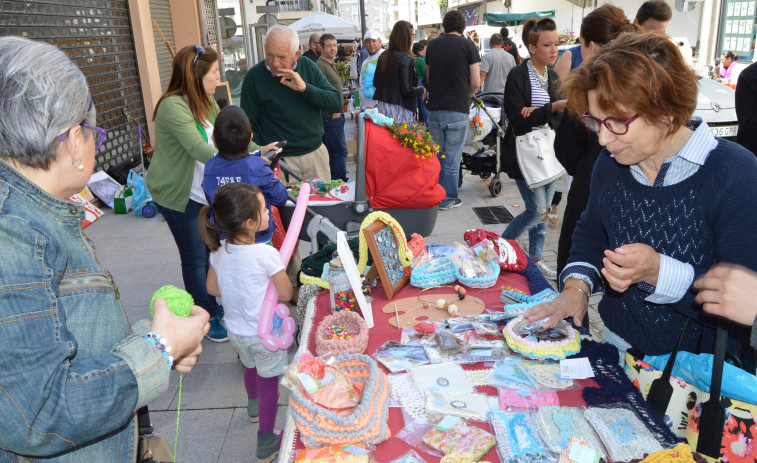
[581,111,640,135]
[58,122,108,151]
[193,45,206,64]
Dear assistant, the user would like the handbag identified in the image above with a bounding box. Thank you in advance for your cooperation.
[137,406,175,463]
[625,319,757,462]
[514,125,565,189]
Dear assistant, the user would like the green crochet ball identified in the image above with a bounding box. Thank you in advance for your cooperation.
[150,285,193,318]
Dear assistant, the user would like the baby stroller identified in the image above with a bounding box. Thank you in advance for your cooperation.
[460,92,507,197]
[279,113,443,253]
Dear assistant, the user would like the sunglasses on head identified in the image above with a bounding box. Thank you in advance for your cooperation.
[193,45,206,64]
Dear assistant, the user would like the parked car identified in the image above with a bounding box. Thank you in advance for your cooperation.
[696,76,738,140]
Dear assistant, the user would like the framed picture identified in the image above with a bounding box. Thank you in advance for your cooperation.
[728,2,735,16]
[747,20,753,35]
[750,2,755,16]
[361,221,410,300]
[740,20,747,34]
[736,2,742,16]
[728,20,734,33]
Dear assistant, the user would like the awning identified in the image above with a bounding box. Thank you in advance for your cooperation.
[483,10,555,27]
[288,12,361,45]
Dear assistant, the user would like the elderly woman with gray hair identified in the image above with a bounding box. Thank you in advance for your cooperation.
[0,37,209,461]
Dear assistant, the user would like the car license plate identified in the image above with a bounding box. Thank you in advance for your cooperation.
[710,125,738,137]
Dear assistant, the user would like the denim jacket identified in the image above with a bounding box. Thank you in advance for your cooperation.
[0,161,169,462]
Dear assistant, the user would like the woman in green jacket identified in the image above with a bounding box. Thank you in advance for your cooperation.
[146,45,275,342]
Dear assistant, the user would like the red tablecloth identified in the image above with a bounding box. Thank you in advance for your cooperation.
[293,272,594,462]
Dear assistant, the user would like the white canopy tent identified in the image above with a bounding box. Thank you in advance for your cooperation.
[288,12,361,45]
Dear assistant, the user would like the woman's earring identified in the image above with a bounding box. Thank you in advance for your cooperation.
[72,159,84,171]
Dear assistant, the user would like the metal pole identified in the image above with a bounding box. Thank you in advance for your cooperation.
[359,0,367,38]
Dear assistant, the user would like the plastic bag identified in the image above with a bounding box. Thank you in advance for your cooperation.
[488,410,553,463]
[422,416,496,461]
[126,169,153,216]
[294,442,374,462]
[282,353,363,415]
[450,242,499,288]
[373,341,430,373]
[389,449,427,463]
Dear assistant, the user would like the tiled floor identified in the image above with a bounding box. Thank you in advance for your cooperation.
[84,118,601,461]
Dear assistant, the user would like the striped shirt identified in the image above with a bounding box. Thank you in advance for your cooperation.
[562,117,717,304]
[528,65,551,107]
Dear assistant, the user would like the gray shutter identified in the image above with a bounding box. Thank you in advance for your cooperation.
[0,0,150,173]
[150,0,175,92]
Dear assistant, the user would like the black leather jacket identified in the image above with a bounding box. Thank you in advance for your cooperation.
[373,50,424,112]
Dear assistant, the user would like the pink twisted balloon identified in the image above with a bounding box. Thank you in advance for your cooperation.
[258,182,311,351]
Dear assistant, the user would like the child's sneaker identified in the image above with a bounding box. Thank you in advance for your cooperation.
[206,315,228,342]
[257,430,282,463]
[247,397,259,423]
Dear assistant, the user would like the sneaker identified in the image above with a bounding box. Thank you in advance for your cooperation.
[247,397,259,423]
[257,430,282,463]
[439,198,462,211]
[206,315,229,342]
[535,260,557,281]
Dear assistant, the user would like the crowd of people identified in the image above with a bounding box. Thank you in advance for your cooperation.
[2,0,757,461]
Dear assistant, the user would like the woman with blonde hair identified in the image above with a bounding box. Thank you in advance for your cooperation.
[147,45,277,342]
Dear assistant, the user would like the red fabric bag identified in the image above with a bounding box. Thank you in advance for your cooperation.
[364,122,446,209]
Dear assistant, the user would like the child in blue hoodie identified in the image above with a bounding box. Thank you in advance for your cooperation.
[202,105,288,244]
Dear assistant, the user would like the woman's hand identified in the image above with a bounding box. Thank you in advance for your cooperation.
[521,106,540,118]
[172,344,203,373]
[150,300,210,369]
[601,243,660,293]
[694,263,757,327]
[525,283,589,329]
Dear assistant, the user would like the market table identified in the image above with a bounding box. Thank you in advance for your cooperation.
[279,268,606,462]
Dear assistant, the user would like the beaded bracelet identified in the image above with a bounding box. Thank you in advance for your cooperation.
[144,332,173,368]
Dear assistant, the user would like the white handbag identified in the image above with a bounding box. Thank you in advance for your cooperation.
[515,126,566,189]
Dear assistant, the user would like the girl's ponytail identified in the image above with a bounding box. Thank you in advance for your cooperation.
[198,205,221,252]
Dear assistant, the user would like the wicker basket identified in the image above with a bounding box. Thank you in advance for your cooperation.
[315,311,369,357]
[289,354,391,448]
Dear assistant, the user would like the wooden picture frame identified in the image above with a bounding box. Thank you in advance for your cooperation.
[362,221,409,300]
[213,81,231,106]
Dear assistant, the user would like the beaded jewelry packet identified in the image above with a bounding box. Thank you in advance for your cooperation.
[374,341,430,373]
[488,410,552,463]
[412,362,475,395]
[426,391,492,421]
[534,406,606,457]
[584,407,664,462]
[422,417,496,461]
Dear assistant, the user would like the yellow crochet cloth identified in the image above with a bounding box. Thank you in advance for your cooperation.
[641,444,697,463]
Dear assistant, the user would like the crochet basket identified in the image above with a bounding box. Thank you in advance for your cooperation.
[410,257,456,288]
[289,354,391,448]
[315,311,369,356]
[455,260,501,288]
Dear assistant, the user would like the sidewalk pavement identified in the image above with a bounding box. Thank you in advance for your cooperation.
[85,121,602,462]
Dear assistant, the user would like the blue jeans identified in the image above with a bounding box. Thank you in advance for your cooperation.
[156,199,219,318]
[428,110,469,206]
[502,179,557,261]
[322,114,348,181]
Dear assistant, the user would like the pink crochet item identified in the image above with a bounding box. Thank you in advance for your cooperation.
[408,233,426,258]
[463,229,528,273]
[315,310,369,356]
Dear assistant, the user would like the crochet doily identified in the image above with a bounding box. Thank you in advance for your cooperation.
[412,362,475,395]
[488,410,552,463]
[535,406,606,457]
[388,373,426,422]
[525,363,575,390]
[585,407,664,462]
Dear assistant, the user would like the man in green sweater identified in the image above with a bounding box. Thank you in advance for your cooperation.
[315,33,349,182]
[240,25,342,184]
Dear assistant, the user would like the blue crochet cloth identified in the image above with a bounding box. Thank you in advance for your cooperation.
[568,340,681,449]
